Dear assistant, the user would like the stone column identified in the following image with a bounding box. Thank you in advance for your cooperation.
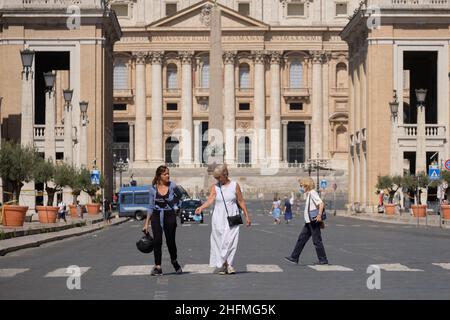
[63,99,73,164]
[311,51,323,158]
[80,113,88,167]
[133,51,148,165]
[416,104,427,174]
[150,51,164,165]
[322,52,331,158]
[180,51,194,165]
[282,120,288,162]
[305,120,311,161]
[223,51,237,165]
[270,51,282,163]
[253,51,266,164]
[194,120,202,165]
[129,122,135,162]
[44,87,56,162]
[21,68,34,147]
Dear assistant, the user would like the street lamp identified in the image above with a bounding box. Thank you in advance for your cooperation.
[43,71,57,161]
[20,49,34,80]
[415,88,427,106]
[63,89,73,105]
[63,88,74,164]
[114,157,128,190]
[389,90,400,175]
[43,71,56,92]
[389,90,399,119]
[306,153,328,194]
[79,101,89,167]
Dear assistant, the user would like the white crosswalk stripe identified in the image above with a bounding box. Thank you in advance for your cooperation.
[45,267,90,277]
[308,265,354,272]
[182,264,215,274]
[246,264,283,273]
[432,263,450,270]
[112,265,152,276]
[0,268,30,278]
[374,264,423,272]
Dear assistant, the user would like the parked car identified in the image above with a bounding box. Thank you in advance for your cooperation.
[179,199,203,224]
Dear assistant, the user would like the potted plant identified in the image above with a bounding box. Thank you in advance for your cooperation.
[65,165,83,217]
[80,168,103,215]
[0,140,37,226]
[439,170,450,219]
[33,158,58,224]
[376,175,402,215]
[402,172,431,217]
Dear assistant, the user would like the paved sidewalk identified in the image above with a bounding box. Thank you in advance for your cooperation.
[0,215,130,256]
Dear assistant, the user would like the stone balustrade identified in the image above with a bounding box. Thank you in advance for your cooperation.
[34,125,65,140]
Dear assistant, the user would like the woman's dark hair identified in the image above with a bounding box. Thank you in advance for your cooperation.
[152,165,169,185]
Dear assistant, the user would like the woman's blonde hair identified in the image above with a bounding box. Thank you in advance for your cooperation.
[213,164,229,179]
[299,177,315,191]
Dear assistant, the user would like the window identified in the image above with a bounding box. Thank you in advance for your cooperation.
[238,2,250,16]
[166,3,178,16]
[114,104,127,111]
[289,61,303,88]
[287,3,304,16]
[201,58,210,88]
[134,193,150,205]
[120,193,133,205]
[239,103,250,111]
[114,62,128,90]
[167,64,178,89]
[336,63,348,88]
[239,63,250,89]
[336,3,348,16]
[167,103,178,111]
[289,103,303,110]
[111,4,128,17]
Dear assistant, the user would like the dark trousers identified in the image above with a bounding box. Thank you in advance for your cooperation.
[151,212,178,266]
[291,222,328,263]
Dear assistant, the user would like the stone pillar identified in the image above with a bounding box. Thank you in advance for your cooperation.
[63,100,73,164]
[129,122,135,162]
[150,51,164,165]
[194,120,202,165]
[223,51,236,165]
[253,51,266,164]
[80,113,88,167]
[133,51,148,165]
[282,120,288,162]
[180,51,194,165]
[322,52,331,158]
[311,51,323,158]
[305,120,311,161]
[416,104,427,174]
[269,51,282,164]
[44,87,56,162]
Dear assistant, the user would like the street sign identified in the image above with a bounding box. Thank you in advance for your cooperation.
[428,167,440,181]
[90,169,100,185]
[445,159,450,171]
[320,179,328,189]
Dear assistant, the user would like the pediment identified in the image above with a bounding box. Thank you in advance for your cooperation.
[148,0,268,30]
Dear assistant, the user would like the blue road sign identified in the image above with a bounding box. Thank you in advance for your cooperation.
[445,159,450,171]
[320,179,328,189]
[91,170,100,185]
[428,167,440,181]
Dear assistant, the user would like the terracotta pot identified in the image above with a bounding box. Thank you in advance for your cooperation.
[2,205,28,227]
[384,204,396,215]
[68,205,78,218]
[440,205,450,220]
[86,203,101,215]
[411,204,427,217]
[36,206,58,224]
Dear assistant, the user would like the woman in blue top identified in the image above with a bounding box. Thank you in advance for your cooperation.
[143,165,183,276]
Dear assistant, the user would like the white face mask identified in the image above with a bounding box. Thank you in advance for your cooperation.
[299,187,305,194]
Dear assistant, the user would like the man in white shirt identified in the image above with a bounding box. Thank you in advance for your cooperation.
[57,201,67,223]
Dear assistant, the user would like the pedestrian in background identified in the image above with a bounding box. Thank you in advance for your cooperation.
[57,200,67,223]
[103,198,112,225]
[285,177,329,265]
[195,164,251,275]
[283,195,293,224]
[271,196,281,224]
[76,201,83,219]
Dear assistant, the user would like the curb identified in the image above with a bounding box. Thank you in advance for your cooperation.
[0,218,131,256]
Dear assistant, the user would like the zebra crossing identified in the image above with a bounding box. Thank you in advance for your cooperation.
[1,262,449,279]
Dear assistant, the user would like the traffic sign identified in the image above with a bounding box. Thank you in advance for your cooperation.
[320,179,328,189]
[445,159,450,171]
[428,167,440,181]
[90,169,100,185]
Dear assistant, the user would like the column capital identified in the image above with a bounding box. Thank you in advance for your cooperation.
[128,121,135,127]
[269,51,283,65]
[223,51,237,64]
[310,50,324,64]
[149,51,164,65]
[252,50,267,64]
[281,120,289,125]
[193,120,202,126]
[132,51,148,64]
[179,51,194,65]
[304,120,311,125]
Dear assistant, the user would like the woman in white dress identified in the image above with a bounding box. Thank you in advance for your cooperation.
[195,164,251,275]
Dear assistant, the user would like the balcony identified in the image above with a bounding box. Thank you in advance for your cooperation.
[34,125,65,141]
[113,89,133,102]
[397,124,447,148]
[163,88,181,98]
[282,87,310,102]
[330,87,348,97]
[195,87,209,98]
[235,88,254,97]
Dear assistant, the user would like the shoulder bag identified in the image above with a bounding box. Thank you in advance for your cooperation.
[218,183,243,228]
[307,192,327,221]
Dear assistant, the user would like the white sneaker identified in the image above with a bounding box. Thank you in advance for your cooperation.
[227,265,236,274]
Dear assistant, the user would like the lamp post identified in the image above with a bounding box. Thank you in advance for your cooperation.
[63,88,74,164]
[389,90,399,175]
[415,88,427,174]
[306,153,329,195]
[114,157,128,190]
[79,101,89,167]
[44,71,57,162]
[20,49,35,147]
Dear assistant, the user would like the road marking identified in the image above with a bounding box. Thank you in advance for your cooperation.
[112,265,151,276]
[308,265,354,272]
[246,264,283,273]
[432,263,450,270]
[375,264,423,272]
[157,277,169,285]
[368,225,379,228]
[199,224,209,226]
[0,268,30,278]
[252,223,260,226]
[181,224,192,227]
[182,264,215,274]
[336,224,345,227]
[154,290,168,300]
[45,267,90,277]
[351,225,361,227]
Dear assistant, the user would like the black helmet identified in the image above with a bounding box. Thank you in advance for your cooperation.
[136,232,154,254]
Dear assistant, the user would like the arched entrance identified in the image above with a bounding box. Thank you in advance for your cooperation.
[165,136,179,164]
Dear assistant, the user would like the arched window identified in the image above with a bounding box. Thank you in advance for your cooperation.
[201,57,210,88]
[289,61,303,88]
[237,136,251,164]
[113,61,128,90]
[336,63,348,88]
[336,126,348,151]
[239,63,250,89]
[167,64,178,89]
[165,136,179,164]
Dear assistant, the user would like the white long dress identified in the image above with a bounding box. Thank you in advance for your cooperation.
[209,180,240,268]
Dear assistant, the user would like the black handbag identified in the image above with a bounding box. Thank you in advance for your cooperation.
[218,183,243,228]
[136,231,154,254]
